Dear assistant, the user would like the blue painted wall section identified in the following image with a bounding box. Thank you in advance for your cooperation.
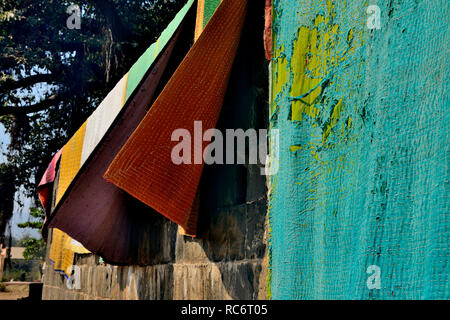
[269,0,449,299]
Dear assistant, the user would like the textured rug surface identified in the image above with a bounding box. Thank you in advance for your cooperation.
[105,0,248,236]
[48,228,90,278]
[47,33,182,265]
[43,0,194,267]
[38,148,89,277]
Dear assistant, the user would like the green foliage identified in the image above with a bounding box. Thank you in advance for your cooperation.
[17,221,43,229]
[21,238,46,261]
[0,0,186,238]
[17,207,46,260]
[2,259,41,282]
[17,207,44,230]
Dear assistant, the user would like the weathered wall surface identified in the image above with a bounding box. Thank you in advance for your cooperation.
[42,183,269,300]
[42,1,269,300]
[43,200,268,300]
[269,0,449,299]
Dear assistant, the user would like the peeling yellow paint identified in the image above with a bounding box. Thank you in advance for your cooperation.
[322,98,343,143]
[290,145,303,153]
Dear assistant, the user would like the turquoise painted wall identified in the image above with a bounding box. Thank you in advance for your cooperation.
[269,0,449,299]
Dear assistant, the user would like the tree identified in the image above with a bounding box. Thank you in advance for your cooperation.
[0,163,14,241]
[0,0,186,241]
[17,207,46,260]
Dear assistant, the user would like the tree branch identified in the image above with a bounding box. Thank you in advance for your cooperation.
[0,73,56,92]
[0,94,62,116]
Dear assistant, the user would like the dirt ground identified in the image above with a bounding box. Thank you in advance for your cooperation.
[0,284,29,300]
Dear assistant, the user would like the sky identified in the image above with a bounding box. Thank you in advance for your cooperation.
[1,123,40,240]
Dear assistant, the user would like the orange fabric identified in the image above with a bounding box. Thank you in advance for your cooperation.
[104,0,248,236]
